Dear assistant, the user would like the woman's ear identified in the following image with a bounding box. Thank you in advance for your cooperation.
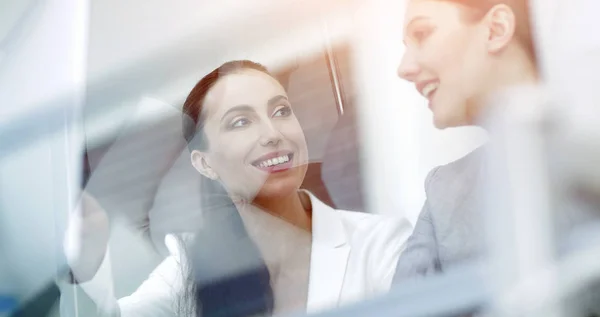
[483,4,517,54]
[191,150,219,180]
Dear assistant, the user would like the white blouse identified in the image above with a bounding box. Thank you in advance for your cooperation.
[63,192,413,316]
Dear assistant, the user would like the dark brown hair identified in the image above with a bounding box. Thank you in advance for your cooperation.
[442,0,538,64]
[178,60,275,317]
[182,60,271,151]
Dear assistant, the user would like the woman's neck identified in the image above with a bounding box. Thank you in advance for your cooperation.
[495,46,539,88]
[469,53,539,126]
[237,191,312,233]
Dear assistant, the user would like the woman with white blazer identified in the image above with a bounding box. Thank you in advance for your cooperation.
[63,60,412,317]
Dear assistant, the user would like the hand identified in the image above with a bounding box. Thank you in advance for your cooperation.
[63,191,109,282]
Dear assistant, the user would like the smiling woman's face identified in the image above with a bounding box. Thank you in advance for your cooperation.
[397,0,495,129]
[191,69,309,201]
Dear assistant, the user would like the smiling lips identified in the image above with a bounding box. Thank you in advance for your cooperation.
[416,80,439,106]
[251,152,294,173]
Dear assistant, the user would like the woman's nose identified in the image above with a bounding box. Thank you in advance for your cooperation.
[258,122,282,147]
[397,51,420,82]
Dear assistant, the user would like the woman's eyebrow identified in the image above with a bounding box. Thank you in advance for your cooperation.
[267,95,288,106]
[403,16,429,45]
[405,16,429,31]
[220,105,255,121]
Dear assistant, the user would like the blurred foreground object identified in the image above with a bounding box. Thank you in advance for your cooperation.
[482,83,600,317]
[63,192,109,283]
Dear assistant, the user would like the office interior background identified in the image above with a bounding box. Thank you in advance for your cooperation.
[1,0,599,316]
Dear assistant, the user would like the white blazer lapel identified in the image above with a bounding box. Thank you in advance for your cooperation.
[305,192,350,313]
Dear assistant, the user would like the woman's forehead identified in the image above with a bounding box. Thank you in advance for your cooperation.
[405,0,462,20]
[203,69,286,117]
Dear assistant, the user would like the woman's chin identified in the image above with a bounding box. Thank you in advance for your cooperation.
[255,179,301,200]
[432,105,467,129]
[432,114,452,129]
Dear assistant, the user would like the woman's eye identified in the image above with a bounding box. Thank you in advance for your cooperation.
[273,105,292,117]
[230,118,250,129]
[412,28,432,44]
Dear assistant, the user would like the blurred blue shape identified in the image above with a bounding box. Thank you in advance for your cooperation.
[0,295,17,314]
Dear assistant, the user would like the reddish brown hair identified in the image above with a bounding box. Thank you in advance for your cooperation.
[440,0,538,64]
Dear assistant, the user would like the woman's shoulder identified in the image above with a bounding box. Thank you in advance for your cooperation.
[336,209,411,230]
[335,208,377,223]
[425,146,485,193]
[335,209,412,283]
[335,209,412,246]
[164,233,195,261]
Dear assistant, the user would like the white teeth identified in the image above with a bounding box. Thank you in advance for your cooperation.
[422,82,439,99]
[256,154,291,168]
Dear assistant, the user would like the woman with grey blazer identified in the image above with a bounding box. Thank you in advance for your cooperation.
[393,0,539,279]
